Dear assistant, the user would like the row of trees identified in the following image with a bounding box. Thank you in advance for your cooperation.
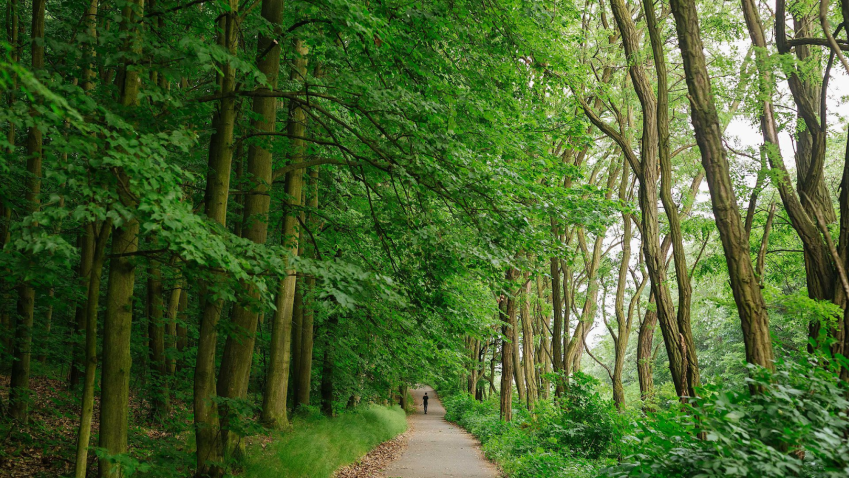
[0,0,586,476]
[2,0,849,476]
[458,0,849,418]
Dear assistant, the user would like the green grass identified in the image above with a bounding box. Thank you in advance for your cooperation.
[244,405,407,478]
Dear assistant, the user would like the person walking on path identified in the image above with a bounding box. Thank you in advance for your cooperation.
[422,392,429,414]
[383,386,498,477]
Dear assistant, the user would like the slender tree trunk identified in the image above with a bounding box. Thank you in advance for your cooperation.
[520,280,537,409]
[98,0,146,474]
[9,0,45,424]
[296,168,319,408]
[637,294,657,407]
[611,162,632,410]
[290,272,304,404]
[549,240,563,395]
[320,315,338,417]
[165,279,181,375]
[177,286,188,353]
[499,268,517,421]
[68,0,99,389]
[511,274,526,405]
[757,202,777,283]
[194,3,239,474]
[147,252,169,421]
[645,0,700,392]
[670,0,775,371]
[73,221,110,478]
[70,231,94,388]
[259,36,308,431]
[564,163,617,373]
[297,273,316,407]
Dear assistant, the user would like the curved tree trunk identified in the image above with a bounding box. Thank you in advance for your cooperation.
[670,0,775,371]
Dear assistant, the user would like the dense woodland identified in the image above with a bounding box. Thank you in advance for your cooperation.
[2,0,849,476]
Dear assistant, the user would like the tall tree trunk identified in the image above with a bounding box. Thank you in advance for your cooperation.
[68,0,100,390]
[320,315,338,417]
[258,36,308,431]
[611,162,633,409]
[193,2,239,474]
[499,269,518,421]
[98,1,146,476]
[69,231,95,388]
[645,0,700,392]
[596,0,699,399]
[772,1,843,353]
[670,0,775,371]
[176,286,188,353]
[549,242,563,395]
[290,269,304,404]
[9,0,46,424]
[637,294,657,407]
[219,0,288,445]
[296,168,319,408]
[73,221,110,478]
[147,252,169,421]
[520,280,537,409]
[165,279,182,375]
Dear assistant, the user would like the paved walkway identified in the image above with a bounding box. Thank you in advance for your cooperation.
[382,386,498,478]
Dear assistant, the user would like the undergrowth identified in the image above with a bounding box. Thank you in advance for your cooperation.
[443,373,621,478]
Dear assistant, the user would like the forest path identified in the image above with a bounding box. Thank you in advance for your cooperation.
[382,386,499,478]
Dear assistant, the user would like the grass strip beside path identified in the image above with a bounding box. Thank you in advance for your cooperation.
[245,404,407,478]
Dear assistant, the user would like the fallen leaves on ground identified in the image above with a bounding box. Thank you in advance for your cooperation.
[333,421,413,478]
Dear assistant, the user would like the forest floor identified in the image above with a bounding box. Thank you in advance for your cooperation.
[381,387,499,478]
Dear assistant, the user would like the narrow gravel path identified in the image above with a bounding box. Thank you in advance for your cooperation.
[382,386,499,478]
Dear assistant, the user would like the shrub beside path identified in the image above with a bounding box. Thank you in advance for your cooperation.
[382,386,499,478]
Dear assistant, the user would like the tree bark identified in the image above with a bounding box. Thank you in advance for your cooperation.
[73,221,110,478]
[147,252,169,421]
[670,0,775,371]
[320,315,338,417]
[520,280,537,410]
[193,2,239,474]
[9,0,46,424]
[296,168,320,408]
[259,36,308,431]
[499,268,518,421]
[97,1,145,475]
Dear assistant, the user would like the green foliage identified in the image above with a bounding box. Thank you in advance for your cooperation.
[243,405,407,478]
[605,358,849,478]
[442,379,622,478]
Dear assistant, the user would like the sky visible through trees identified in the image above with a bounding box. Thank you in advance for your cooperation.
[2,0,849,477]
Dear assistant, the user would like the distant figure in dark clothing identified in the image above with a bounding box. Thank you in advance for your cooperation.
[423,392,429,414]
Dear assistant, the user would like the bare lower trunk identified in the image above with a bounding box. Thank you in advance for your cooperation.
[511,277,526,405]
[320,315,338,417]
[147,253,169,421]
[520,280,537,409]
[296,169,319,408]
[194,5,239,474]
[99,218,139,478]
[73,221,110,478]
[259,36,308,431]
[499,269,518,421]
[637,296,657,407]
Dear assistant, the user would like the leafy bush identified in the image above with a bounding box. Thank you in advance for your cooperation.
[443,374,621,477]
[605,357,849,478]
